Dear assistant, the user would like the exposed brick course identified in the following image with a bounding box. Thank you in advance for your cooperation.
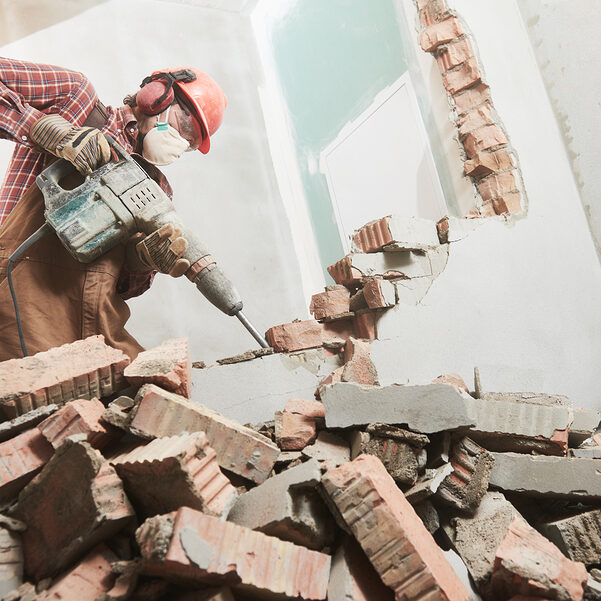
[463,125,508,158]
[420,17,464,53]
[442,57,481,95]
[464,148,514,179]
[437,37,474,71]
[265,320,323,353]
[309,286,351,320]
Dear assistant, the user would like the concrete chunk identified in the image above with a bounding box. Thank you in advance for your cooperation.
[130,385,279,484]
[0,526,22,597]
[322,382,475,433]
[0,335,129,419]
[571,408,601,447]
[136,507,330,599]
[301,431,350,469]
[112,433,237,519]
[321,455,472,601]
[0,405,58,443]
[489,452,601,499]
[228,458,334,549]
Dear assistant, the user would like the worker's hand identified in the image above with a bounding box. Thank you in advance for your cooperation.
[29,114,111,175]
[135,224,191,277]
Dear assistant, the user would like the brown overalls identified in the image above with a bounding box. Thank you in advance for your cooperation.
[0,104,145,361]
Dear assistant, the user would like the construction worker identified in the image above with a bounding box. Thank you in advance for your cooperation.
[0,57,227,361]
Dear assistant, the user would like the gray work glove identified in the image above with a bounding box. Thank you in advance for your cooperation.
[135,224,191,277]
[29,114,111,175]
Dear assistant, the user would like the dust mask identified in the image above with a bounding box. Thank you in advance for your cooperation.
[142,106,190,166]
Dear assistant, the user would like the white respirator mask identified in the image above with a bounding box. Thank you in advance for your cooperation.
[142,106,190,166]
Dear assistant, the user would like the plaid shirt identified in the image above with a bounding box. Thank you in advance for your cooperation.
[0,57,156,299]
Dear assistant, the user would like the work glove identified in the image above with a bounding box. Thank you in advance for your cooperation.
[135,224,190,277]
[29,114,111,175]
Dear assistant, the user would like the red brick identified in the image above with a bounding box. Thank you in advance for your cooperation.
[419,0,450,27]
[420,17,464,53]
[124,337,191,398]
[342,337,379,386]
[284,398,326,419]
[353,216,393,253]
[493,192,523,215]
[130,384,279,484]
[457,103,494,138]
[437,37,474,72]
[37,398,115,450]
[265,320,323,353]
[12,439,134,580]
[463,124,508,158]
[363,279,396,309]
[478,201,497,217]
[322,455,472,601]
[136,507,330,599]
[316,366,344,399]
[275,398,326,451]
[112,432,237,519]
[309,286,351,320]
[322,319,355,348]
[0,429,53,502]
[432,373,469,394]
[491,516,587,600]
[353,311,377,340]
[453,83,490,115]
[0,335,129,419]
[477,171,518,202]
[443,57,481,95]
[42,544,118,601]
[436,217,450,244]
[327,256,364,286]
[464,148,514,179]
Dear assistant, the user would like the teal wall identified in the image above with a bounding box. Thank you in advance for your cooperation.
[271,0,412,275]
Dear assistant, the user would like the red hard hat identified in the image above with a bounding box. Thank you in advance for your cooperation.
[138,67,227,154]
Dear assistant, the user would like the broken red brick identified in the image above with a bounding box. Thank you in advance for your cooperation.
[36,398,115,450]
[443,57,481,95]
[493,192,523,215]
[0,429,54,502]
[352,216,393,253]
[420,17,464,53]
[275,398,326,451]
[322,319,355,348]
[491,516,587,601]
[0,335,129,419]
[464,148,514,179]
[327,256,363,287]
[342,337,379,386]
[463,125,508,158]
[453,83,490,115]
[437,37,474,72]
[309,286,351,320]
[477,171,518,202]
[437,217,450,244]
[322,455,472,600]
[265,320,323,353]
[478,201,498,217]
[433,373,469,394]
[457,103,494,138]
[353,311,377,340]
[112,432,237,519]
[136,507,331,599]
[11,439,134,580]
[316,366,344,399]
[130,385,279,484]
[124,337,191,398]
[42,544,118,601]
[362,279,396,309]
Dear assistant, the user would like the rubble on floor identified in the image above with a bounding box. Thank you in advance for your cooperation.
[0,213,599,601]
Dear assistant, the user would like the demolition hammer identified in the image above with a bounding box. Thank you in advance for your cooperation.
[7,136,268,357]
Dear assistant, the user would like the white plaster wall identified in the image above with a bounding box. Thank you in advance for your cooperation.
[371,0,601,410]
[0,0,311,364]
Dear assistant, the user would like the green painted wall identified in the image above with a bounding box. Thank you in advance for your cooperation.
[271,0,411,274]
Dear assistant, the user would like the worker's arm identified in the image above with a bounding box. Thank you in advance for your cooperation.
[0,57,98,146]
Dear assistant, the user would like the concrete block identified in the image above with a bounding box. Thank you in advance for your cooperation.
[0,335,129,419]
[489,452,601,499]
[275,398,325,451]
[0,429,54,502]
[136,507,331,599]
[328,535,395,601]
[341,337,379,386]
[41,544,118,601]
[124,337,191,398]
[0,405,58,443]
[436,437,494,514]
[491,515,587,601]
[570,408,601,446]
[112,432,237,519]
[130,384,279,484]
[228,459,334,549]
[11,439,134,580]
[322,382,475,433]
[265,320,323,353]
[36,398,115,450]
[352,216,440,253]
[309,286,351,320]
[322,455,472,601]
[0,527,22,597]
[301,431,350,468]
[192,348,342,424]
[463,393,572,455]
[420,17,464,52]
[539,508,601,565]
[569,448,601,459]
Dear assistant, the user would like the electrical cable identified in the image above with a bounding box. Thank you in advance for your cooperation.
[7,222,53,357]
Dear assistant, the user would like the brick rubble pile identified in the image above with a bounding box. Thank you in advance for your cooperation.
[0,215,600,601]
